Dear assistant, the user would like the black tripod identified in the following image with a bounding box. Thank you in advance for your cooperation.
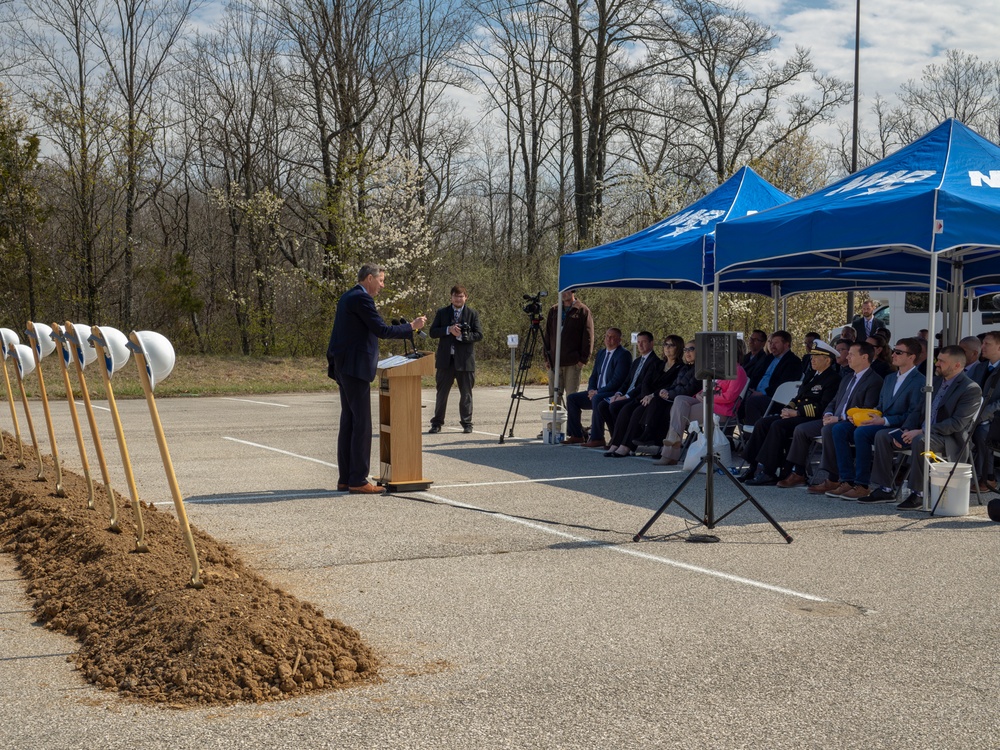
[500,303,546,444]
[634,383,793,543]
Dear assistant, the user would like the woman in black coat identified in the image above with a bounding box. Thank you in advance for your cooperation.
[634,340,699,450]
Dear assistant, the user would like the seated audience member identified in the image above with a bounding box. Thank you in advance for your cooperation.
[833,326,857,347]
[739,341,840,485]
[602,332,663,455]
[634,340,699,448]
[742,330,769,381]
[801,332,821,375]
[960,335,983,371]
[866,333,892,377]
[780,342,882,488]
[971,331,1000,491]
[742,331,800,424]
[816,338,925,499]
[607,335,686,456]
[655,344,749,465]
[914,338,929,375]
[565,328,632,445]
[834,340,852,377]
[630,335,686,453]
[863,345,982,508]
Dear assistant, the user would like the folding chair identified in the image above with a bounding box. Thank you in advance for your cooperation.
[720,379,751,452]
[734,380,801,469]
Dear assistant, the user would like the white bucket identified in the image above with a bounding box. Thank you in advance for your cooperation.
[928,461,972,516]
[541,410,565,445]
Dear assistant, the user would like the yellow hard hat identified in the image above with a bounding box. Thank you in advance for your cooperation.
[847,407,881,426]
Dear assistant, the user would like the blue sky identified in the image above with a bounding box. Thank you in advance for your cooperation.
[745,0,1000,104]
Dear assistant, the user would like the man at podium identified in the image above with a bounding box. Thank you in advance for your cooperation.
[327,264,427,494]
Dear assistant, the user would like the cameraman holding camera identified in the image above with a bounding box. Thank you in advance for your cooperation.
[429,285,483,434]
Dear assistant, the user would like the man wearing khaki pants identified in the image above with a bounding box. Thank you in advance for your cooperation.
[544,289,594,408]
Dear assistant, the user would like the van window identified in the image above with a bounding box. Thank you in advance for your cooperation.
[904,292,942,313]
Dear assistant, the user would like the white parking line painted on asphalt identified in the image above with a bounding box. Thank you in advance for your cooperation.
[434,469,679,489]
[221,397,290,407]
[222,437,337,467]
[418,491,829,603]
[91,404,110,412]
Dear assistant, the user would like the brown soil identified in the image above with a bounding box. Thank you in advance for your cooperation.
[0,433,378,707]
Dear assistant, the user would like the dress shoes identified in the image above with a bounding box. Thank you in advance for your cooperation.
[462,425,473,434]
[336,484,349,492]
[842,485,871,500]
[808,479,841,495]
[583,439,606,448]
[746,472,778,486]
[825,482,855,498]
[428,424,442,434]
[736,469,756,483]
[896,495,923,510]
[563,436,585,445]
[651,455,678,466]
[349,483,386,494]
[776,472,807,489]
[859,487,896,503]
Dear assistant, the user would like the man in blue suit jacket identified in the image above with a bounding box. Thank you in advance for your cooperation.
[564,328,632,445]
[825,337,925,497]
[327,264,427,494]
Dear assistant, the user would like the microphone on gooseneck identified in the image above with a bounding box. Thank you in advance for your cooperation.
[395,319,413,354]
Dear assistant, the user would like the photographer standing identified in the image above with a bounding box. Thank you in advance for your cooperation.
[544,289,594,408]
[429,286,483,434]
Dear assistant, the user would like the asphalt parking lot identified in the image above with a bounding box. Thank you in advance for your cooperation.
[1,385,998,749]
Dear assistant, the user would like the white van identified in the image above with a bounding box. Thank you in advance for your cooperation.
[840,291,1000,341]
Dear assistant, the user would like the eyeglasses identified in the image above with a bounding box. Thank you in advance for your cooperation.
[891,348,912,356]
[683,346,696,352]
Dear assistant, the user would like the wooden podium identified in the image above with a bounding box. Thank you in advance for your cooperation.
[376,352,434,492]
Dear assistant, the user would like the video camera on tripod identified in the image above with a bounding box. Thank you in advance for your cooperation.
[499,290,548,443]
[522,291,547,325]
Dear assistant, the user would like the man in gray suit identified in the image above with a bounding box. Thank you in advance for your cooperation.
[429,285,484,434]
[864,345,982,508]
[781,341,882,489]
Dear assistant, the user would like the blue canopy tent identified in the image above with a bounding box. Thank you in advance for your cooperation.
[548,167,793,406]
[714,118,1000,504]
[558,166,793,302]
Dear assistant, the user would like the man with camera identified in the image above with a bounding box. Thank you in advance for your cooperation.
[429,285,483,434]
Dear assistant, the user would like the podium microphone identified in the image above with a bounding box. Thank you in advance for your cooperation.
[393,319,413,354]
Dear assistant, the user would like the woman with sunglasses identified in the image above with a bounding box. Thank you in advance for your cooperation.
[633,339,699,454]
[866,333,892,377]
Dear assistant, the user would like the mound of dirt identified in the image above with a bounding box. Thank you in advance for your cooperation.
[0,434,377,706]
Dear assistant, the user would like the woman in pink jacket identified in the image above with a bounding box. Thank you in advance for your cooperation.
[653,363,749,466]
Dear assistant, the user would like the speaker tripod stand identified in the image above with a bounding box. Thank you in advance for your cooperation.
[633,382,793,544]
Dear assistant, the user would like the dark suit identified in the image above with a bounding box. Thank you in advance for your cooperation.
[851,317,886,341]
[785,367,883,477]
[327,284,415,487]
[601,352,663,447]
[971,361,1000,480]
[744,351,803,423]
[566,346,632,439]
[832,367,925,486]
[744,366,840,476]
[429,304,483,429]
[871,372,982,491]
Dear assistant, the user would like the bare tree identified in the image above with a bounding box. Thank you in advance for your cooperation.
[659,0,849,185]
[87,0,198,328]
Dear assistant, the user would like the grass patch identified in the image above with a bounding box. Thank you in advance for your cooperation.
[10,355,555,399]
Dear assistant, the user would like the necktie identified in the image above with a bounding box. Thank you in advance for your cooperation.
[930,379,952,424]
[627,356,646,393]
[839,373,860,419]
[598,351,612,388]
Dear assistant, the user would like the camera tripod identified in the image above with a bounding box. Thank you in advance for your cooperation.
[500,309,546,444]
[633,383,793,543]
